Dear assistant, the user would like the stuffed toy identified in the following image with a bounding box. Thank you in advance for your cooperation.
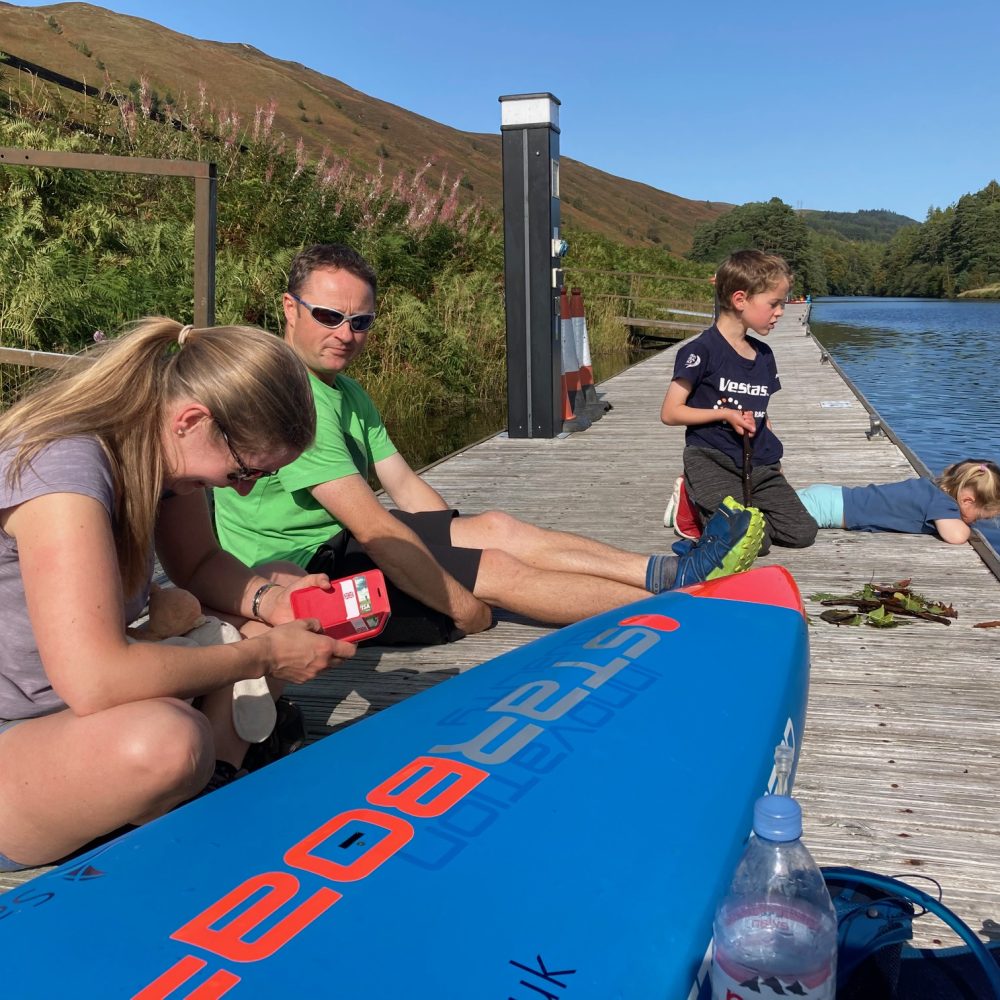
[127,583,205,641]
[127,583,276,744]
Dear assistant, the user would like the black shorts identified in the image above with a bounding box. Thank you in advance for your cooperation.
[306,509,483,646]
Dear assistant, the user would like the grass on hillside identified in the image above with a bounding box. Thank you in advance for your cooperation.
[0,3,728,253]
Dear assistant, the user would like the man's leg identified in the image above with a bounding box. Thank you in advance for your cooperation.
[261,509,760,634]
[470,498,764,624]
[473,548,650,624]
[299,513,653,629]
[449,510,652,590]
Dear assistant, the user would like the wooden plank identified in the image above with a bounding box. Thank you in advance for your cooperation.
[5,306,999,954]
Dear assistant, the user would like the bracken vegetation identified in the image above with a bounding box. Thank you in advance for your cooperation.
[0,65,711,457]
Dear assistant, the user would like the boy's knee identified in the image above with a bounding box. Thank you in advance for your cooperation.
[771,517,818,549]
[786,529,818,549]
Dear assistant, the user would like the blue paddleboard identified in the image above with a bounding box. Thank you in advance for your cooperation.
[0,566,810,999]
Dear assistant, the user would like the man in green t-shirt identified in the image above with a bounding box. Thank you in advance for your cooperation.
[214,245,764,644]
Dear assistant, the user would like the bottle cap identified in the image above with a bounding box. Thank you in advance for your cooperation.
[753,794,802,842]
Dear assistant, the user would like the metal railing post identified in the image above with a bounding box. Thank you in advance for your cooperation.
[194,167,218,328]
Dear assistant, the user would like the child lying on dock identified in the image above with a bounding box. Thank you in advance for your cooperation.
[795,459,1000,543]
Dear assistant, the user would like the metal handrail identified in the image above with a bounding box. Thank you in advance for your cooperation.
[0,147,216,328]
[0,346,86,370]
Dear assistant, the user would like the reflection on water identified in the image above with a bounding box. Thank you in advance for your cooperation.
[811,297,1000,552]
[385,347,658,471]
[389,402,505,472]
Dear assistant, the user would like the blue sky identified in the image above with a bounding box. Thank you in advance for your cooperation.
[15,0,1000,221]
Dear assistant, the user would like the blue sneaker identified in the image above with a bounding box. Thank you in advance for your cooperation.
[671,538,694,557]
[674,497,764,588]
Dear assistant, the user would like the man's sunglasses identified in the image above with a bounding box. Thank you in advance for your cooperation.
[290,293,376,332]
[216,423,278,483]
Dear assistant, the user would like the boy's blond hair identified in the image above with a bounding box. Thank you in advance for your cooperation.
[715,250,793,313]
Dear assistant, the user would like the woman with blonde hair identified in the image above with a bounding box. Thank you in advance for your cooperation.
[0,318,355,872]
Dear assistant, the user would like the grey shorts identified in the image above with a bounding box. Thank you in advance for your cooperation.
[0,717,32,872]
[0,717,26,738]
[0,849,32,873]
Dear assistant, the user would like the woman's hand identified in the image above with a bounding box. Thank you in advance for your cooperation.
[262,619,355,684]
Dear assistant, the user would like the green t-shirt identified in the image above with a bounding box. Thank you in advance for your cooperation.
[214,372,397,568]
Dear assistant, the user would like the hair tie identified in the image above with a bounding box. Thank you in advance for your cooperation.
[980,464,988,472]
[178,324,194,346]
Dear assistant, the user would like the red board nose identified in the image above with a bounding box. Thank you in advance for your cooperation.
[676,565,805,616]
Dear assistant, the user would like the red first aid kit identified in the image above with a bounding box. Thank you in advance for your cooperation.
[289,570,391,642]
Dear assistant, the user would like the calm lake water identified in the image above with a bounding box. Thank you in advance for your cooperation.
[809,297,1000,553]
[389,347,654,471]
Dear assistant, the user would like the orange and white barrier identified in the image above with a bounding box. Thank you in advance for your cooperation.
[559,286,589,432]
[569,287,611,418]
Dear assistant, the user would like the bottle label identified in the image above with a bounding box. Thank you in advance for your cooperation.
[711,902,835,1000]
[711,963,833,1000]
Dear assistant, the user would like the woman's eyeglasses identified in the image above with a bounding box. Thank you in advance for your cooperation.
[216,423,278,483]
[290,293,376,332]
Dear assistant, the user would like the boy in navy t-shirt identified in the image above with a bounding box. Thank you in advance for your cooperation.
[660,250,817,553]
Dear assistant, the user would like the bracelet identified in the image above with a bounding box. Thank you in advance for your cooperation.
[251,582,279,621]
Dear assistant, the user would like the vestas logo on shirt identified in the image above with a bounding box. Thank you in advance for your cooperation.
[684,353,701,368]
[718,377,769,397]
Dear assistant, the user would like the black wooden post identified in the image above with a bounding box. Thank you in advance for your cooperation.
[500,93,562,438]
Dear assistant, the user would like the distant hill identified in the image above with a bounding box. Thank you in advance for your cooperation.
[0,1,731,253]
[800,208,918,243]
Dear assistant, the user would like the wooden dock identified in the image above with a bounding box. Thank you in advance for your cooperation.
[4,304,999,948]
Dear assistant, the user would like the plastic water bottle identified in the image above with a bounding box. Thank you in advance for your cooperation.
[710,794,838,999]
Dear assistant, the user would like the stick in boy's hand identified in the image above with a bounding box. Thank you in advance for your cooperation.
[741,418,753,507]
[740,410,753,507]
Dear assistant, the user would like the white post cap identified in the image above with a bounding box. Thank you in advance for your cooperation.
[499,93,560,129]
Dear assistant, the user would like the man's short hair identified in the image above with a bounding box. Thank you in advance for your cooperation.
[715,249,792,312]
[287,244,378,300]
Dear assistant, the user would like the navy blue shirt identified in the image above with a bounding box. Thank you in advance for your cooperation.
[672,325,783,467]
[843,478,960,534]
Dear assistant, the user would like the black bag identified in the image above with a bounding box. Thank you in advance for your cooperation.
[823,866,1000,1000]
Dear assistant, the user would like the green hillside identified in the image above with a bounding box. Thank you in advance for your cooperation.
[801,208,918,243]
[0,1,730,253]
